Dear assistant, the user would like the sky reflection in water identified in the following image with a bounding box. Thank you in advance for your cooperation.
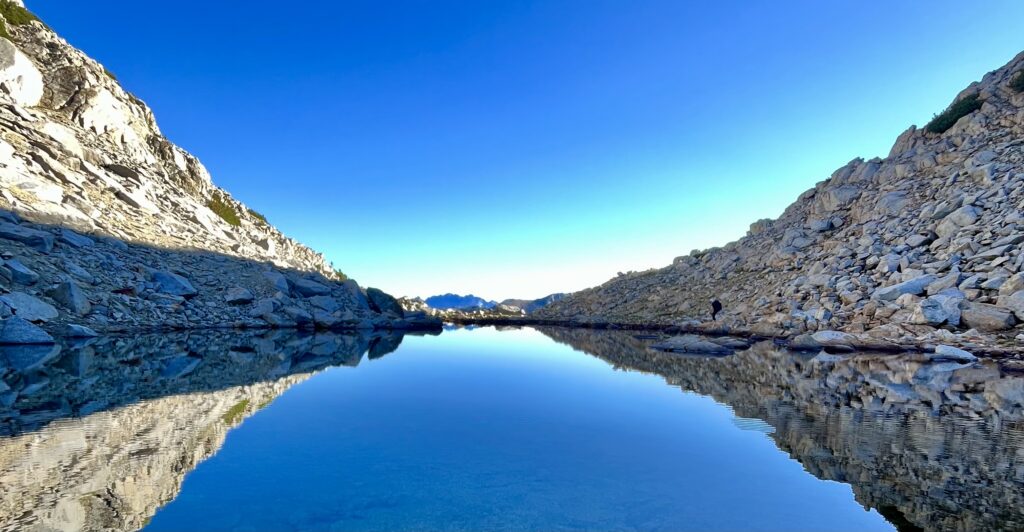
[145,327,892,531]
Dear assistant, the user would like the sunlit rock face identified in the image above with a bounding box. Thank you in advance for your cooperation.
[0,5,445,333]
[538,51,1024,349]
[0,329,410,531]
[538,328,1024,532]
[0,5,332,273]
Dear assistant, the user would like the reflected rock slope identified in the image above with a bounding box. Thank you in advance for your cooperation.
[0,329,412,531]
[538,327,1024,532]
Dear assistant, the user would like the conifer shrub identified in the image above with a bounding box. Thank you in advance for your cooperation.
[925,93,982,134]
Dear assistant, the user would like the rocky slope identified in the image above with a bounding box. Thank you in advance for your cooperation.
[540,51,1024,350]
[0,2,437,338]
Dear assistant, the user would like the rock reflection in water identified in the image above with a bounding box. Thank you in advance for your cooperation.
[0,329,418,532]
[537,327,1024,532]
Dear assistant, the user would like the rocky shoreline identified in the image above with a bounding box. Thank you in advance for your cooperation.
[0,209,441,343]
[449,315,1024,359]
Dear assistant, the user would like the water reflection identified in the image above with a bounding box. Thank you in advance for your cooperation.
[2,326,1023,531]
[537,327,1024,532]
[0,329,424,531]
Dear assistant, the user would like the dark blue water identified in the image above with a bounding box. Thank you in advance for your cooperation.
[144,328,892,531]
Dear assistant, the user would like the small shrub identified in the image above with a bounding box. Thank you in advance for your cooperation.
[1010,71,1024,93]
[222,399,250,424]
[247,208,268,225]
[0,0,39,26]
[333,269,349,282]
[925,93,983,134]
[0,20,9,41]
[207,192,241,226]
[103,66,117,81]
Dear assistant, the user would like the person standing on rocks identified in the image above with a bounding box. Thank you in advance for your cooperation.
[711,299,722,321]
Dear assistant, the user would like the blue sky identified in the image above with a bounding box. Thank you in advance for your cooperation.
[32,1,1024,299]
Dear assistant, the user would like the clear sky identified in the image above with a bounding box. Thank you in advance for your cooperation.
[31,1,1024,300]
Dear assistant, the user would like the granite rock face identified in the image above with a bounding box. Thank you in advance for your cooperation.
[0,5,439,334]
[539,50,1024,350]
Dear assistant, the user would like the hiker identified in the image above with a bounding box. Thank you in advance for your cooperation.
[711,299,722,321]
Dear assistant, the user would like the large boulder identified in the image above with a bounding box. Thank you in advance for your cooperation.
[961,303,1015,331]
[0,292,58,321]
[872,274,937,301]
[224,287,254,305]
[911,292,964,326]
[935,205,980,238]
[151,270,198,298]
[0,316,54,344]
[47,280,91,316]
[4,259,39,285]
[366,287,404,317]
[999,291,1024,321]
[289,277,331,297]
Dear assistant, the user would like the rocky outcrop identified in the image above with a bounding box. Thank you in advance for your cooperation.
[539,51,1024,350]
[538,327,1024,531]
[0,4,438,334]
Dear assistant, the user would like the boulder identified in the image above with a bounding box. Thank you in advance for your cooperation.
[0,222,54,252]
[262,271,290,293]
[366,287,404,317]
[151,270,198,298]
[308,295,341,313]
[0,292,58,322]
[0,316,55,345]
[289,277,331,297]
[935,205,980,238]
[57,228,95,248]
[5,259,39,285]
[282,306,314,326]
[911,292,964,326]
[313,309,340,329]
[811,330,857,347]
[999,290,1024,321]
[650,335,733,355]
[872,274,937,301]
[47,280,91,316]
[999,273,1024,297]
[60,323,99,338]
[961,303,1015,331]
[932,345,978,363]
[224,287,254,305]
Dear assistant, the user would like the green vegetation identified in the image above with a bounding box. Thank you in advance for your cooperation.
[1010,71,1024,93]
[247,207,268,225]
[222,399,250,425]
[924,93,983,134]
[333,269,349,282]
[103,66,117,81]
[207,192,241,226]
[0,2,43,42]
[0,0,39,26]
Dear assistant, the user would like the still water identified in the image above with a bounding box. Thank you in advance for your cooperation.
[2,326,1023,531]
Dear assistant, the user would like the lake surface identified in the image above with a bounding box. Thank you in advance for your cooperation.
[2,326,1024,531]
